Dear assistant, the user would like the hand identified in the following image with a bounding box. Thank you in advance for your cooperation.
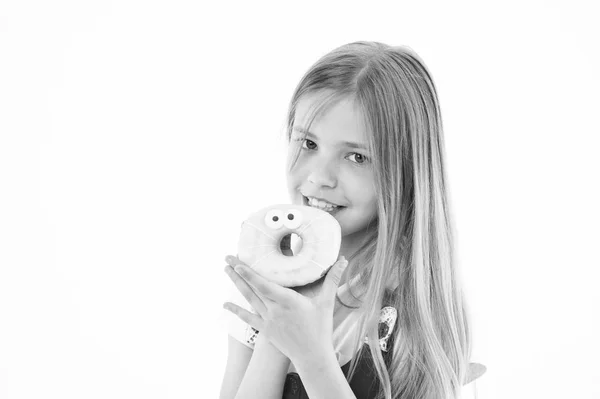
[290,275,327,299]
[223,254,348,366]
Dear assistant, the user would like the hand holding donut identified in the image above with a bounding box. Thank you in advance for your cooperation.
[223,253,348,367]
[223,204,346,364]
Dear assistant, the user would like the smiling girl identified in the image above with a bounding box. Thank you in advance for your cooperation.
[220,41,483,399]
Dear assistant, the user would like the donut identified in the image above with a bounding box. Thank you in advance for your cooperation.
[236,204,342,287]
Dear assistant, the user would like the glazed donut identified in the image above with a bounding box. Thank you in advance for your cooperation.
[236,204,342,287]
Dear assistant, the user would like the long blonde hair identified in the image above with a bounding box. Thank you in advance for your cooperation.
[285,41,472,399]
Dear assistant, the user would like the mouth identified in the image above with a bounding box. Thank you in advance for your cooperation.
[303,195,346,216]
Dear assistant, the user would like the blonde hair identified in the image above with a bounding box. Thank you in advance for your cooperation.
[284,41,472,399]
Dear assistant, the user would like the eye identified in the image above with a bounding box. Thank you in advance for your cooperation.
[347,153,369,164]
[264,209,285,230]
[294,137,317,150]
[283,209,303,229]
[303,139,317,150]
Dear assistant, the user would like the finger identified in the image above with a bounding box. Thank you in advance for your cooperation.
[225,255,243,266]
[322,256,348,302]
[225,255,274,304]
[225,265,268,315]
[232,263,294,305]
[223,301,264,332]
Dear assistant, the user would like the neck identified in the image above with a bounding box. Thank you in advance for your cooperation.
[337,223,377,286]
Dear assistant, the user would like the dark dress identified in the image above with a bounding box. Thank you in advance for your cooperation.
[281,294,397,399]
[282,338,394,399]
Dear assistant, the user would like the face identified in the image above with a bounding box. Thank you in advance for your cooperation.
[286,91,378,252]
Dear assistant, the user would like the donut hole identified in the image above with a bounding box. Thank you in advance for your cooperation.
[280,233,303,256]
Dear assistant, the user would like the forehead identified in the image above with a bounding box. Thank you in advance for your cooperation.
[294,91,368,142]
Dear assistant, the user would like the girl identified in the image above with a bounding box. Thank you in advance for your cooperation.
[220,41,483,399]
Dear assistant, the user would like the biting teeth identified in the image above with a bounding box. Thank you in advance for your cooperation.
[308,197,338,209]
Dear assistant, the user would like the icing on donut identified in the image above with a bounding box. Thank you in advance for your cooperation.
[237,204,342,287]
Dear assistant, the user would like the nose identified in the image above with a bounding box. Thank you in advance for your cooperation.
[307,157,337,188]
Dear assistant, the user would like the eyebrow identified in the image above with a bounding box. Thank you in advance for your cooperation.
[292,127,368,151]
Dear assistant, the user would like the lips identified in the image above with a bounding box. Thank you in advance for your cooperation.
[303,195,346,213]
[310,197,339,207]
[302,195,343,207]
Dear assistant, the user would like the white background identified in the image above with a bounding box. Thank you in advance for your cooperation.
[1,1,599,398]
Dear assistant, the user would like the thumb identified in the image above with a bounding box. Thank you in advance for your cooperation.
[323,256,348,299]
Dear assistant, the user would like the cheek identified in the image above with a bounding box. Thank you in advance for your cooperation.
[349,175,375,201]
[286,170,305,197]
[287,159,310,182]
[357,186,378,215]
[285,142,305,169]
[286,169,302,185]
[358,196,377,215]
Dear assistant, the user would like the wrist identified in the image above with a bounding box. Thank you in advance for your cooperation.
[292,345,338,374]
[255,334,291,364]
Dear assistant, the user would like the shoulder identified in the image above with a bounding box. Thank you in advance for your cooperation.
[465,362,486,385]
[462,363,486,398]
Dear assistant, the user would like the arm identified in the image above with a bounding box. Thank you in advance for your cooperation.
[294,348,357,399]
[219,336,253,399]
[234,333,291,399]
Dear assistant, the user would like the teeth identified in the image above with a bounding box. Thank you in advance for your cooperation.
[307,197,339,210]
[311,203,335,211]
